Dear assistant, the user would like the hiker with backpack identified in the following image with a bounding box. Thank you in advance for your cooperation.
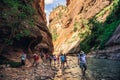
[45,53,49,62]
[57,54,60,66]
[49,54,53,66]
[60,54,65,69]
[33,53,39,67]
[78,51,87,76]
[21,52,27,66]
[64,54,68,68]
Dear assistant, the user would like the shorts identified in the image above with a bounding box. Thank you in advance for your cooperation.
[61,59,65,63]
[79,63,87,70]
[21,60,25,65]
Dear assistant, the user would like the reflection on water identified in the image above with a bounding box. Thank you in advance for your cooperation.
[87,58,120,80]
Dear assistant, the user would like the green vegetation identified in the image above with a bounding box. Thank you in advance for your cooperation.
[98,20,120,48]
[59,11,63,19]
[0,61,21,68]
[80,0,120,53]
[0,0,35,46]
[52,29,58,41]
[53,4,66,11]
[0,56,21,68]
[67,36,76,44]
[74,19,89,32]
[74,21,80,32]
[52,5,66,20]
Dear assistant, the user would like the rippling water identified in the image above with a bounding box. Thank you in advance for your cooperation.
[87,58,120,80]
[53,56,120,80]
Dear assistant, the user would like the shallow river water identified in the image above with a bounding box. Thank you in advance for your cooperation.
[53,56,120,80]
[87,58,120,80]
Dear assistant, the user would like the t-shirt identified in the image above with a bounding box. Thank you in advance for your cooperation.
[33,54,39,61]
[78,53,86,63]
[21,54,26,60]
[61,55,65,62]
[53,56,56,60]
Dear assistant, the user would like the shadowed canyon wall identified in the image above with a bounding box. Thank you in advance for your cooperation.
[0,0,53,62]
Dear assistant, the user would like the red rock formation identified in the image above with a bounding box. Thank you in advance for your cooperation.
[66,0,70,6]
[0,0,53,63]
[49,0,111,54]
[33,0,46,24]
[32,0,53,53]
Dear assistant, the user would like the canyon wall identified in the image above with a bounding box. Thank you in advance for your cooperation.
[49,0,111,54]
[0,0,53,62]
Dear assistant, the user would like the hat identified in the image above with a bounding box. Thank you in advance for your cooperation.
[34,53,37,56]
[80,51,84,54]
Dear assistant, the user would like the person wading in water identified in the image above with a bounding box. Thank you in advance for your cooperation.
[78,51,87,76]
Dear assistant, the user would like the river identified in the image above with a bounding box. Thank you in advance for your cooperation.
[53,56,120,80]
[87,58,120,80]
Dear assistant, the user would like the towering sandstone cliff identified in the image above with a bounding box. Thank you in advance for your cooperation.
[32,0,53,53]
[49,0,120,60]
[49,0,111,54]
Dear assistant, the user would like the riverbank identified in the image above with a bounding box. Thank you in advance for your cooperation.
[1,55,119,80]
[0,62,55,80]
[88,50,120,61]
[0,56,91,80]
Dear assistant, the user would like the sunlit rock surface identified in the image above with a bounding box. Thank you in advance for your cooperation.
[49,0,111,54]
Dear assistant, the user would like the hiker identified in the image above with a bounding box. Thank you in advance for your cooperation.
[45,53,49,62]
[53,55,56,66]
[57,54,60,65]
[49,54,52,66]
[21,52,26,66]
[60,54,65,69]
[40,51,44,62]
[33,53,39,67]
[64,54,68,67]
[78,51,87,76]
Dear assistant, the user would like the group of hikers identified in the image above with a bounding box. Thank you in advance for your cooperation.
[52,53,68,69]
[20,51,68,68]
[40,53,68,69]
[21,52,40,67]
[20,50,87,76]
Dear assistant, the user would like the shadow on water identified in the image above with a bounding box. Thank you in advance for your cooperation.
[87,58,120,80]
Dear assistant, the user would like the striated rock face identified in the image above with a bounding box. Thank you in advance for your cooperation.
[95,25,120,60]
[0,0,53,63]
[33,0,46,24]
[49,0,111,54]
[32,0,53,53]
[106,25,120,46]
[66,0,70,6]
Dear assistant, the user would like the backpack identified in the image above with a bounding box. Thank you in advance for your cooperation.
[34,54,39,61]
[36,55,39,60]
[61,56,65,62]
